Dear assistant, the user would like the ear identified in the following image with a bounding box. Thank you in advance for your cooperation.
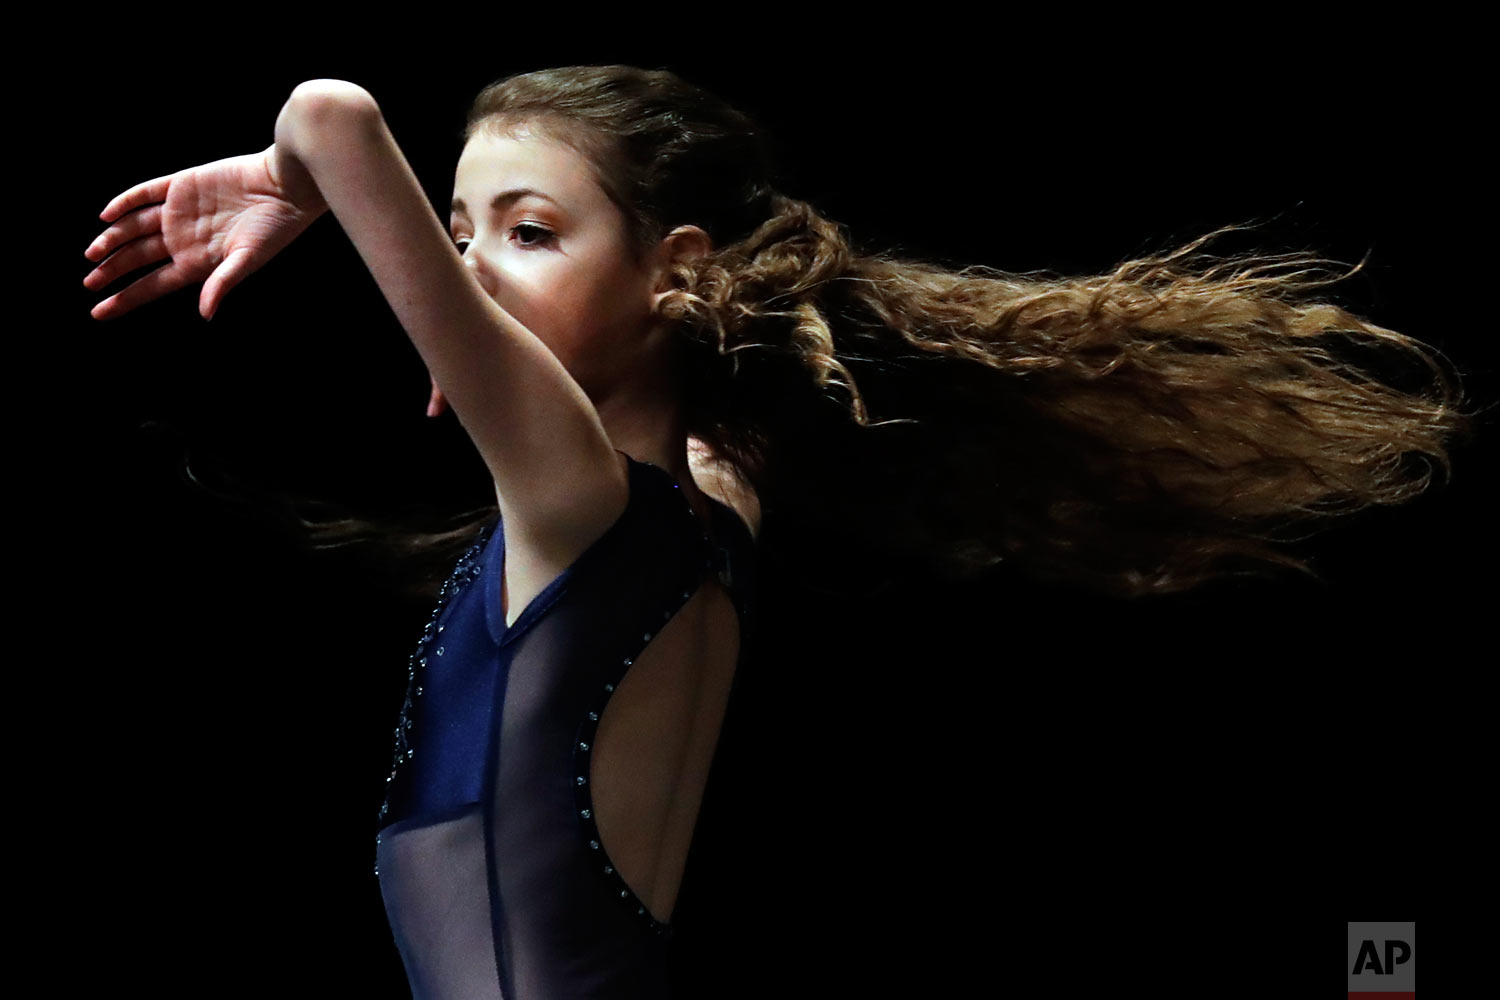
[649,225,714,310]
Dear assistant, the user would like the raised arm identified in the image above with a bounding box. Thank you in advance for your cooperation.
[275,81,628,547]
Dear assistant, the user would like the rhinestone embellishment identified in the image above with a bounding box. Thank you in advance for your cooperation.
[569,485,717,943]
[375,521,493,852]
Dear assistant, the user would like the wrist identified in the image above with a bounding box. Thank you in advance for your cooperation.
[276,81,380,153]
[271,83,379,216]
[261,141,326,218]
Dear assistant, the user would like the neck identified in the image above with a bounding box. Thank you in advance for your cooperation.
[590,354,711,519]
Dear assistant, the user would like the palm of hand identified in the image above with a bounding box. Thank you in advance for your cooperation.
[85,150,319,322]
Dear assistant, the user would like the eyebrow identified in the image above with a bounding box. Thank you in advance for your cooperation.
[450,188,560,215]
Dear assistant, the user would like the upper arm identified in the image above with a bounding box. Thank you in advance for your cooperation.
[277,82,628,544]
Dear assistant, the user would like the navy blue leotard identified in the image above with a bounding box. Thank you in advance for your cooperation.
[375,451,757,999]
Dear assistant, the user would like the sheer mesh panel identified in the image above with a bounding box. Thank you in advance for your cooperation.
[377,807,502,999]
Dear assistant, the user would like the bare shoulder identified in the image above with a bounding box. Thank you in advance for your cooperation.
[687,437,761,540]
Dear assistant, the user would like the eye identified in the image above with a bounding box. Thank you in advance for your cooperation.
[511,223,555,247]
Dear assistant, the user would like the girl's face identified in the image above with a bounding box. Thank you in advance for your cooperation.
[449,126,658,396]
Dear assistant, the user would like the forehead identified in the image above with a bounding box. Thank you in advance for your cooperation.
[452,127,603,210]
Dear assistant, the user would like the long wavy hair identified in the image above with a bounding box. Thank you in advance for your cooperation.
[232,64,1480,604]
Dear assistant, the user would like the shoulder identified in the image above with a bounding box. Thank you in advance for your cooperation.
[687,439,761,541]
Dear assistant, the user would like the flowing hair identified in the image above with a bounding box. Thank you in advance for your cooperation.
[238,64,1480,603]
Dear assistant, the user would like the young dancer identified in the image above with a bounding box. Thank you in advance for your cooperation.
[84,64,1476,999]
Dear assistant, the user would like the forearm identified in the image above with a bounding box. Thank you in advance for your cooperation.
[262,81,621,504]
[266,80,516,406]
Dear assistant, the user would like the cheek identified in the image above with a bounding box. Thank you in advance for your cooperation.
[490,261,569,332]
[513,284,611,363]
[599,258,656,326]
[567,260,652,337]
[500,251,650,355]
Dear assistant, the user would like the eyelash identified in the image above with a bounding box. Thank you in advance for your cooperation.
[453,223,554,252]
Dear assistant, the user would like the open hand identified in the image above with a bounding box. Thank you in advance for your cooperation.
[84,144,326,322]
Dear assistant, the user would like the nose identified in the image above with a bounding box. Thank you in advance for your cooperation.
[462,247,499,299]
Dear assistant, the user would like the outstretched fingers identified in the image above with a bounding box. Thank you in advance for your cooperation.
[91,262,194,321]
[83,231,169,291]
[85,203,163,264]
[100,174,173,223]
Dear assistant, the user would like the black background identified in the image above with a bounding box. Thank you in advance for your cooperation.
[39,25,1486,997]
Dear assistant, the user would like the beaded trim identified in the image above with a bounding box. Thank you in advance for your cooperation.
[570,476,720,941]
[374,465,746,917]
[374,522,494,874]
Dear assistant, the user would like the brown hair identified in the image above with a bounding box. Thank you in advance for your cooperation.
[288,64,1483,603]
